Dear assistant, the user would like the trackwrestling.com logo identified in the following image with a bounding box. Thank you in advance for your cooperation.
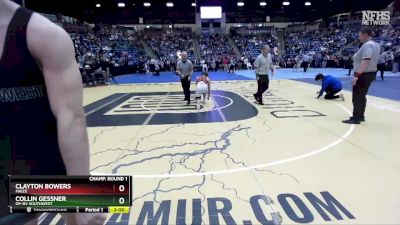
[362,10,391,25]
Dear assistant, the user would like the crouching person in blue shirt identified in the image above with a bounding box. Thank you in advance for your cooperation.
[315,73,345,101]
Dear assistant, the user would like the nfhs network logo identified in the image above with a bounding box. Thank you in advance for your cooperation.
[362,10,391,25]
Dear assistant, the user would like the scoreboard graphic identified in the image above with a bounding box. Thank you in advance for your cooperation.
[8,176,132,214]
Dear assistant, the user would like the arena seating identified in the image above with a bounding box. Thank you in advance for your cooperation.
[200,33,235,62]
[231,27,279,61]
[65,18,400,75]
[141,28,196,63]
[68,25,145,77]
[282,19,400,68]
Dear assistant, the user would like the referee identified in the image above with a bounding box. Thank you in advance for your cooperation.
[253,45,275,105]
[176,51,193,105]
[377,47,393,80]
[302,53,312,72]
[343,27,380,124]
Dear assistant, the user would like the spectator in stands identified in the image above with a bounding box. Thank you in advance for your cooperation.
[154,59,160,76]
[211,61,217,72]
[91,62,106,84]
[315,53,323,68]
[345,55,353,76]
[202,62,209,73]
[228,58,236,73]
[243,57,249,69]
[223,57,229,71]
[322,54,328,68]
[145,60,150,74]
[165,59,171,71]
[247,60,253,70]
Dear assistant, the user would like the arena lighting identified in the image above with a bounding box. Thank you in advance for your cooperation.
[117,2,125,7]
[144,2,151,7]
[305,1,311,6]
[192,2,196,7]
[95,3,101,7]
[260,1,267,6]
[166,2,174,7]
[237,1,244,7]
[258,23,263,27]
[283,1,290,6]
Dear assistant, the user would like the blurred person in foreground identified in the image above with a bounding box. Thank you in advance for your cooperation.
[0,1,106,224]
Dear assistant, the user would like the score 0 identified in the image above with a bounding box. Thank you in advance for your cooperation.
[118,184,125,193]
[117,184,127,205]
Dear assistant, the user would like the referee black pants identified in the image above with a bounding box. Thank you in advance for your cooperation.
[352,72,376,120]
[255,75,269,103]
[377,63,385,80]
[181,76,191,102]
[302,62,309,72]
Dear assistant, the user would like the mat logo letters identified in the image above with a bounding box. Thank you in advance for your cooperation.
[39,191,355,225]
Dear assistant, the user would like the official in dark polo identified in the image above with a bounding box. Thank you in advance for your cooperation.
[176,51,193,105]
[343,27,380,124]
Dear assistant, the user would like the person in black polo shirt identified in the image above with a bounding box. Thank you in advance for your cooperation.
[0,1,106,224]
